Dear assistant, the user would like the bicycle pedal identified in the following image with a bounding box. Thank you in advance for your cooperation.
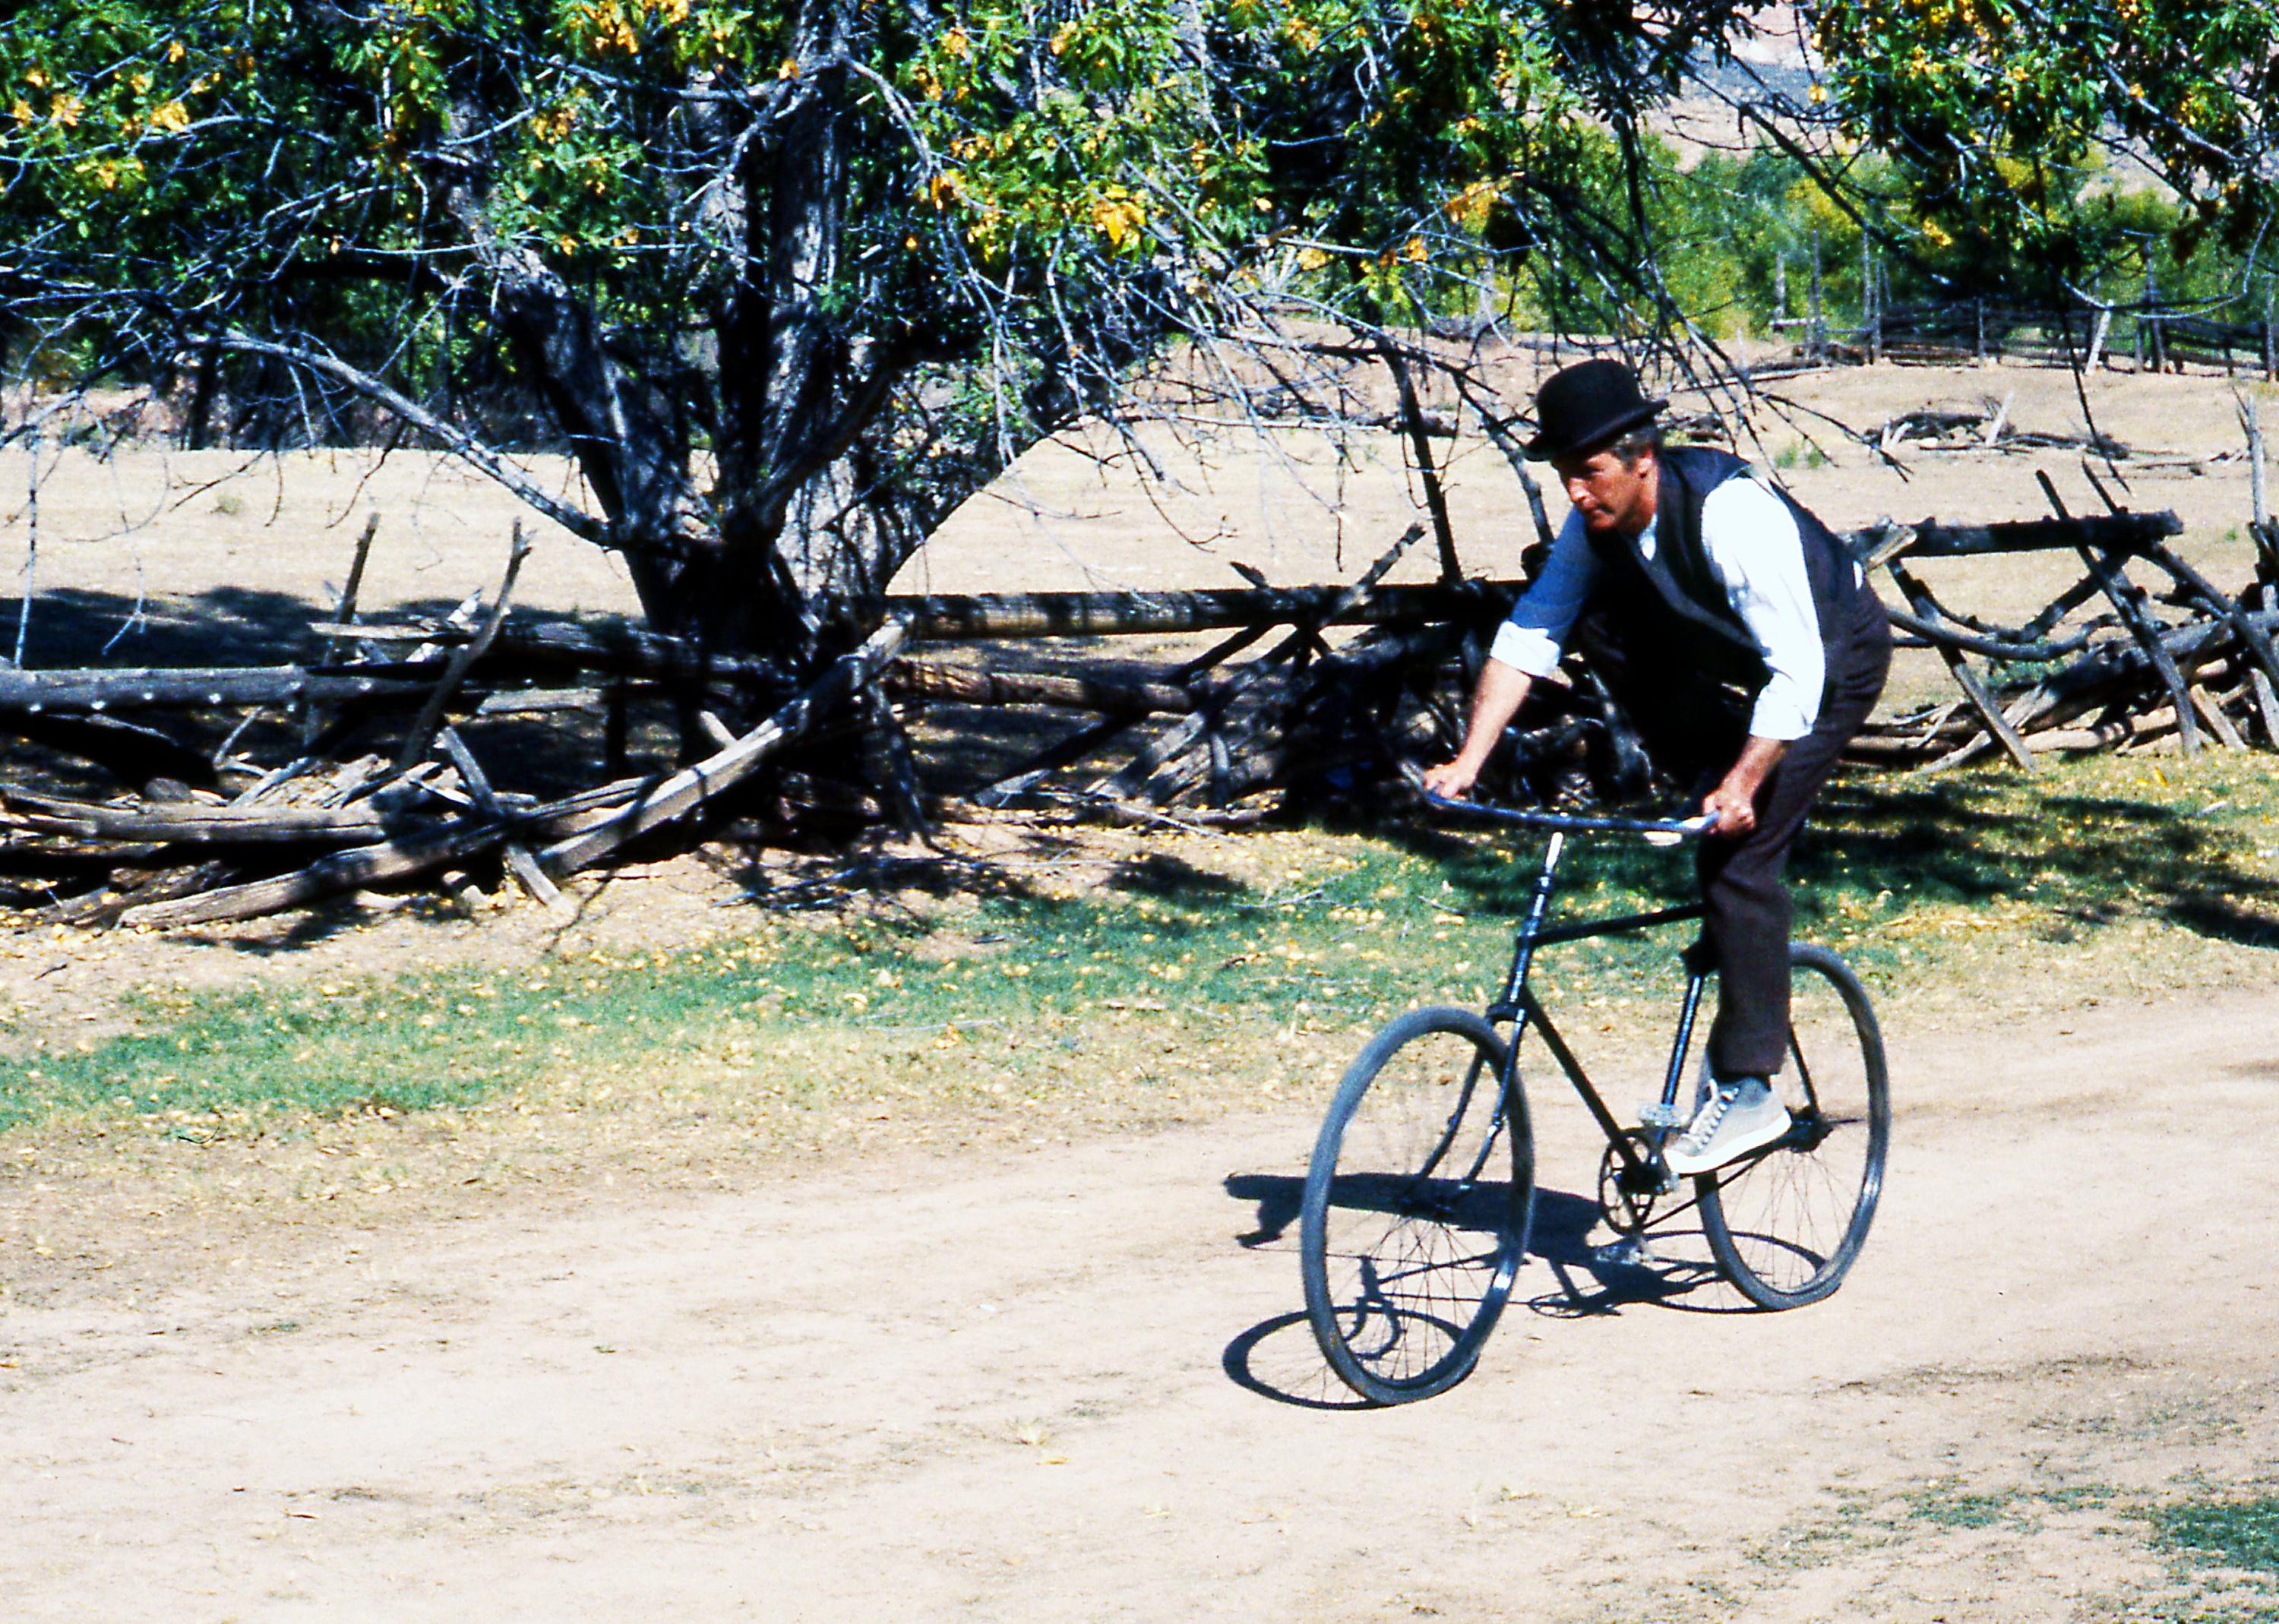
[1636,1102,1688,1130]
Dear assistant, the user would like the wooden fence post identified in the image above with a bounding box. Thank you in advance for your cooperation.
[1863,235,1879,363]
[1810,229,1825,362]
[2251,397,2274,589]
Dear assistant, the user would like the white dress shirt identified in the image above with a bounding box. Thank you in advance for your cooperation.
[1487,475,1841,741]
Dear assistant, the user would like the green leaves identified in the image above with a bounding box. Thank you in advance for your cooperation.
[1813,0,2279,271]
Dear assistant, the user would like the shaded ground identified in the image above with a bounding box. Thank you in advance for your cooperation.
[2,983,2276,1620]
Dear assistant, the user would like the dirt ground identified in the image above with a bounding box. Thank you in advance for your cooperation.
[3,361,2277,1617]
[2,980,2275,1620]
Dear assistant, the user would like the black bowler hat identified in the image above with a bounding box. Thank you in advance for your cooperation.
[1523,359,1666,460]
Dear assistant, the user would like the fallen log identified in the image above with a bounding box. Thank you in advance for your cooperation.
[887,659,1201,716]
[114,777,655,929]
[119,817,511,928]
[0,790,415,845]
[1878,510,2182,561]
[311,619,779,684]
[0,665,439,715]
[2023,705,2179,754]
[880,579,1514,642]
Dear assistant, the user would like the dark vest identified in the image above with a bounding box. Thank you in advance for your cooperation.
[1583,445,1879,696]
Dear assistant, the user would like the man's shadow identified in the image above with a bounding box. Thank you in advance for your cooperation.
[1219,1172,1733,1408]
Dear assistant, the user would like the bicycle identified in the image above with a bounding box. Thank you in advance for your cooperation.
[1298,796,1890,1406]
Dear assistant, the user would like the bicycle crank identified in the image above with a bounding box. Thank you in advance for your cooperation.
[1596,1129,1670,1236]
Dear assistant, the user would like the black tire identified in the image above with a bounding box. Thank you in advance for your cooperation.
[1300,1006,1534,1404]
[1699,943,1889,1310]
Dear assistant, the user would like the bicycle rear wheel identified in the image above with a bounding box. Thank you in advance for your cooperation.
[1300,1006,1533,1404]
[1699,943,1889,1310]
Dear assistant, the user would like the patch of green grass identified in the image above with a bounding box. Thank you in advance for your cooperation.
[1908,1484,2023,1530]
[2157,1496,2279,1576]
[2,752,2275,1141]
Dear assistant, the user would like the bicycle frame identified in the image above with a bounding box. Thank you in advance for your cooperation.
[1484,828,1708,1193]
[1422,796,1719,1196]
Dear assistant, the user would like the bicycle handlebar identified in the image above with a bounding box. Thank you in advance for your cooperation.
[1418,789,1716,839]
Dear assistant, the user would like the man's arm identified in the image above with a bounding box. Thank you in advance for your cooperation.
[1421,658,1533,800]
[1704,734,1785,836]
[1423,513,1597,800]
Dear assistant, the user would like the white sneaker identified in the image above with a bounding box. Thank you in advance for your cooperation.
[1664,1078,1791,1176]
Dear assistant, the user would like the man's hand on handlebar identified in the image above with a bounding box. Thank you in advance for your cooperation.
[1701,779,1758,839]
[1702,735,1788,839]
[1419,758,1481,801]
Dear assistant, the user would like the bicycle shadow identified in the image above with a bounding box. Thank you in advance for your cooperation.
[1219,1174,1742,1407]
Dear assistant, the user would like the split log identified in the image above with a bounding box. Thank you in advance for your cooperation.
[1878,510,2181,561]
[1,789,414,845]
[118,817,510,928]
[0,665,438,715]
[880,579,1513,642]
[887,660,1200,716]
[541,620,912,877]
[2023,706,2178,754]
[2189,685,2247,748]
[113,777,653,929]
[311,618,779,686]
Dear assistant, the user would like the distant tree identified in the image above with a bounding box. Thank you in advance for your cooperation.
[1806,0,2279,298]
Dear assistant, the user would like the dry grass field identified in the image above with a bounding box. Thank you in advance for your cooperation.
[2,359,2277,1621]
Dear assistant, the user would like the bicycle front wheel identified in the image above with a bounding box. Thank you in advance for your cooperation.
[1699,943,1889,1310]
[1300,1006,1534,1404]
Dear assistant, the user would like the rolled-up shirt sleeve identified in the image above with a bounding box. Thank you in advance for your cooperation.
[1699,478,1825,741]
[1488,512,1598,678]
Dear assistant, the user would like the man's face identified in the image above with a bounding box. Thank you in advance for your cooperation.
[1551,444,1657,537]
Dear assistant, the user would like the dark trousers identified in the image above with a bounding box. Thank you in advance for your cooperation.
[1603,605,1891,1078]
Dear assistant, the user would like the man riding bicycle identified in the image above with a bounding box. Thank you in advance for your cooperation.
[1421,359,1890,1177]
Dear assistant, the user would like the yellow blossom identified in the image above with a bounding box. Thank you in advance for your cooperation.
[167,39,186,63]
[50,93,81,127]
[779,55,800,79]
[148,100,190,133]
[1089,187,1146,250]
[1445,177,1498,231]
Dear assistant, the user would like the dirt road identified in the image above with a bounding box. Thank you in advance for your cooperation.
[5,985,2277,1621]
